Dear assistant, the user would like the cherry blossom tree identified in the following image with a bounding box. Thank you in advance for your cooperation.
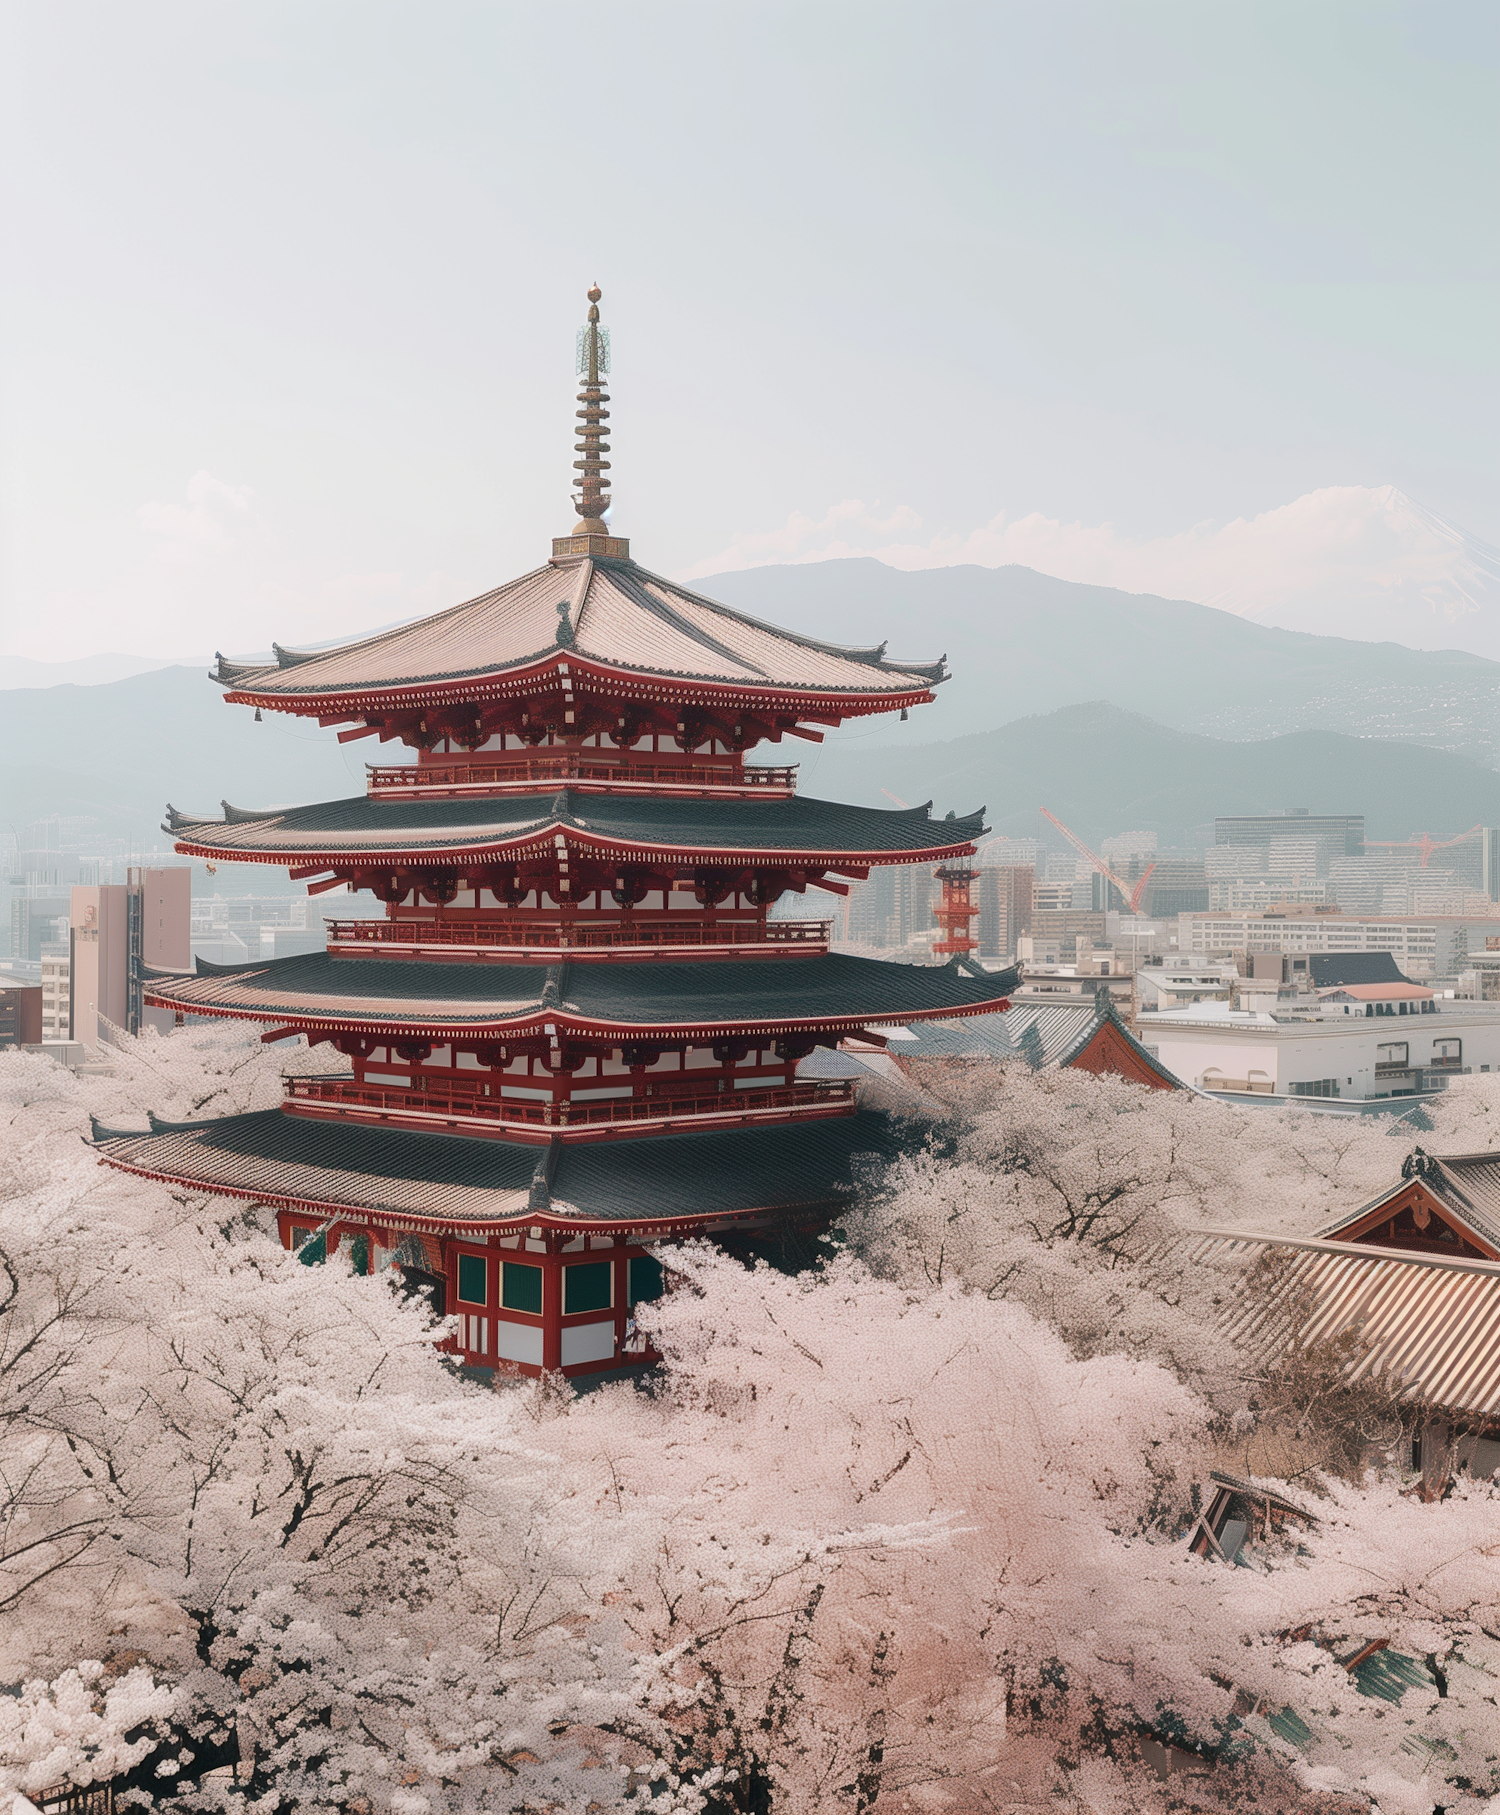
[6,1029,1500,1814]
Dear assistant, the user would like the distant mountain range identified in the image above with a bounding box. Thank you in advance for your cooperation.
[710,559,1500,764]
[5,559,1500,852]
[0,666,358,849]
[792,703,1500,847]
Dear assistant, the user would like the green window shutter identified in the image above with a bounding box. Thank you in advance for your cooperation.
[564,1261,612,1315]
[502,1262,543,1315]
[290,1225,312,1249]
[456,1253,487,1305]
[628,1255,664,1306]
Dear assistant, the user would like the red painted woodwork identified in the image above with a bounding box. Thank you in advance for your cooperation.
[282,1073,855,1142]
[932,864,980,957]
[1065,1020,1179,1092]
[324,913,830,960]
[1323,1181,1499,1261]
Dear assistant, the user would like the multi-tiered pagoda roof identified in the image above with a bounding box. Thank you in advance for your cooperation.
[96,287,1014,1378]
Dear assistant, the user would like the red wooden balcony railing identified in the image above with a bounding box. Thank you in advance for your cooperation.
[367,754,798,800]
[323,916,831,956]
[283,1073,856,1138]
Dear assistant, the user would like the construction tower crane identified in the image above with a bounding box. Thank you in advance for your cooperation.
[1040,808,1156,914]
[1364,826,1482,869]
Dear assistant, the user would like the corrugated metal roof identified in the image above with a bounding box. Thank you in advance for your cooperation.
[215,558,946,704]
[93,1106,906,1228]
[1188,1227,1500,1422]
[143,950,1018,1035]
[163,789,986,865]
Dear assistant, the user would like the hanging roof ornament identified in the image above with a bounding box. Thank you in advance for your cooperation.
[553,283,631,563]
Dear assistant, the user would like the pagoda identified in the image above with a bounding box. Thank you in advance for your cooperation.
[93,289,1015,1379]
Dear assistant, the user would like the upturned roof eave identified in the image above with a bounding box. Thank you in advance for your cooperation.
[163,828,985,869]
[140,988,1016,1042]
[211,555,948,707]
[94,1143,846,1236]
[220,660,941,716]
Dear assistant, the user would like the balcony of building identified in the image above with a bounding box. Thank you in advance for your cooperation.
[366,753,798,802]
[322,914,831,961]
[281,1072,856,1142]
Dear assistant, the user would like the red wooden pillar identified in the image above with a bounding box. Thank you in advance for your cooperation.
[614,1249,629,1356]
[541,1239,563,1373]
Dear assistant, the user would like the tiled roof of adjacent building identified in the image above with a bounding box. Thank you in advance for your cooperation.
[1187,1227,1500,1425]
[90,1106,907,1230]
[163,790,985,866]
[212,558,946,707]
[143,951,1018,1037]
[1309,952,1416,989]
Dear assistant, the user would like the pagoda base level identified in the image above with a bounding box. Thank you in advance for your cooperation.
[91,1108,893,1378]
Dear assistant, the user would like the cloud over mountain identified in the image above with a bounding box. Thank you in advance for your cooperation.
[691,485,1500,660]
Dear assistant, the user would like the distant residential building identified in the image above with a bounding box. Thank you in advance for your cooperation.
[842,866,934,952]
[1141,996,1500,1101]
[1024,908,1108,962]
[1135,959,1238,1013]
[1013,944,1133,1009]
[1031,880,1079,914]
[10,895,70,964]
[1137,858,1209,917]
[1211,880,1329,911]
[0,984,42,1049]
[975,864,1032,959]
[40,943,71,1041]
[1178,909,1500,981]
[67,868,192,1050]
[1215,808,1364,860]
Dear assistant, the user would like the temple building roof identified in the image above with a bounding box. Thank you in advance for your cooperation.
[1314,1147,1500,1261]
[211,557,946,714]
[143,950,1018,1039]
[90,1106,907,1231]
[163,789,985,868]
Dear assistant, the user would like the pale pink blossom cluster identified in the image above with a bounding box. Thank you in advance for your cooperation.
[2,1028,1499,1813]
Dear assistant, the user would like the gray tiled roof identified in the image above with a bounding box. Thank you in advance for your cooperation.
[92,1106,906,1228]
[799,999,1182,1081]
[213,558,946,703]
[163,789,985,864]
[145,951,1018,1036]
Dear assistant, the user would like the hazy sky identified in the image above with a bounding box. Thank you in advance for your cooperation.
[2,1,1495,663]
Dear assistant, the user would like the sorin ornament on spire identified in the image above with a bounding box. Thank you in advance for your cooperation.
[552,285,629,560]
[572,284,612,531]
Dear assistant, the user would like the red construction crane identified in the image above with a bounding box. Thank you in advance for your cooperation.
[1040,808,1156,914]
[1364,825,1482,869]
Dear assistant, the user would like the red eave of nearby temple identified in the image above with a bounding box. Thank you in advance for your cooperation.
[222,649,937,726]
[1065,1018,1181,1091]
[1321,1178,1500,1261]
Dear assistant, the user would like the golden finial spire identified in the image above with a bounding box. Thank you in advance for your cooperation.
[553,284,630,562]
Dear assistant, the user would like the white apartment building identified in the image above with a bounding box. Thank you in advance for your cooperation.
[39,942,70,1041]
[1178,911,1500,980]
[1140,999,1500,1101]
[1134,959,1237,1012]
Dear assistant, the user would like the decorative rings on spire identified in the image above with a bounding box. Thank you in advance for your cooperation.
[571,284,612,530]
